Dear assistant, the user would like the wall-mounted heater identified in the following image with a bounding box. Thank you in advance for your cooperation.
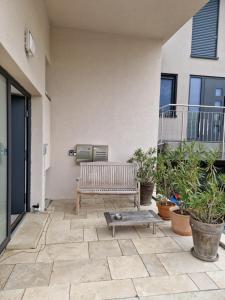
[68,144,108,164]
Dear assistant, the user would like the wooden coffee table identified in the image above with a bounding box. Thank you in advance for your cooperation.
[104,210,163,237]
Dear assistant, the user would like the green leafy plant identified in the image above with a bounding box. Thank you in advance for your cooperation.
[155,148,176,199]
[189,174,225,224]
[128,148,157,184]
[171,143,204,214]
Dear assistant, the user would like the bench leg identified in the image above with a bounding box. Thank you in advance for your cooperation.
[112,226,116,237]
[137,192,140,211]
[76,192,81,215]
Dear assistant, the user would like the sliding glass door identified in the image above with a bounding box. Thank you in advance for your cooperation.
[0,73,8,249]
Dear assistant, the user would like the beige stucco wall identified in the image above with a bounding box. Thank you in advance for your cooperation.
[162,0,225,106]
[46,28,162,199]
[0,0,50,210]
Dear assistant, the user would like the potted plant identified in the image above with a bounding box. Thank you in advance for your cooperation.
[169,143,203,236]
[156,194,175,220]
[189,151,225,262]
[128,148,156,205]
[155,150,176,220]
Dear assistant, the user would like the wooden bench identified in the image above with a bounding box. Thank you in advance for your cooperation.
[76,162,140,214]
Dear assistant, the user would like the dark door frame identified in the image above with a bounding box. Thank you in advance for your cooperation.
[0,66,31,252]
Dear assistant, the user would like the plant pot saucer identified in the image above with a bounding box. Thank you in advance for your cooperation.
[191,247,219,262]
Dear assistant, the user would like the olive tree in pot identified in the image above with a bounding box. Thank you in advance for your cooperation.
[155,150,176,220]
[189,152,225,262]
[170,143,203,236]
[128,148,156,205]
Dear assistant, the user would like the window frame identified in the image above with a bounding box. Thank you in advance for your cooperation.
[191,0,220,60]
[160,73,178,117]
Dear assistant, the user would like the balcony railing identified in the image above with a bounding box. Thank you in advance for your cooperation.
[158,104,225,158]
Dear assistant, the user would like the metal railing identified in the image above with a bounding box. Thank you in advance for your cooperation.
[158,104,225,158]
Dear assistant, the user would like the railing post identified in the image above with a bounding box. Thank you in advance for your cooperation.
[222,112,225,159]
[181,111,184,142]
[160,112,164,144]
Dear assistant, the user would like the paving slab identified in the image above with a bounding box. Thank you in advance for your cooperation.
[7,214,48,250]
[89,240,122,259]
[0,289,24,300]
[188,272,218,290]
[207,271,225,288]
[50,258,110,285]
[4,263,52,290]
[22,284,70,300]
[132,237,181,254]
[70,279,137,299]
[36,242,89,262]
[118,240,138,256]
[141,254,168,276]
[157,252,219,275]
[0,265,14,288]
[133,274,198,297]
[108,255,149,279]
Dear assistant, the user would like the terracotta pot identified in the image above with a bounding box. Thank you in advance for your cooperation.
[190,217,224,262]
[140,183,154,206]
[170,209,192,236]
[157,202,175,220]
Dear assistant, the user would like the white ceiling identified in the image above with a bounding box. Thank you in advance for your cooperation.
[46,0,207,41]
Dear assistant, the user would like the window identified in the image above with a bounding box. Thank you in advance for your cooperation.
[160,74,177,112]
[191,0,220,59]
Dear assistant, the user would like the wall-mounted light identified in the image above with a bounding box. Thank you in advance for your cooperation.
[25,29,35,57]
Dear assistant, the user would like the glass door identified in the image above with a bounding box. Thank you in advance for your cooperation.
[0,73,8,249]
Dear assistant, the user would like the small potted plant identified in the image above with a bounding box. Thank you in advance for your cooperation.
[155,150,176,220]
[189,152,225,262]
[128,148,156,205]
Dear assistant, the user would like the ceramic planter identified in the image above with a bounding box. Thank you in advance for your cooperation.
[170,208,192,236]
[140,183,154,206]
[190,217,224,262]
[157,202,175,220]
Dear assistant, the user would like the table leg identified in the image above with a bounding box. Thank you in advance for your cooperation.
[153,223,156,234]
[147,223,151,228]
[112,226,115,237]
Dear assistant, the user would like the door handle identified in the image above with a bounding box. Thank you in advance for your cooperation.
[0,142,7,156]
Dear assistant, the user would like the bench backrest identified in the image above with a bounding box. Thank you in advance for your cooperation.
[79,162,137,190]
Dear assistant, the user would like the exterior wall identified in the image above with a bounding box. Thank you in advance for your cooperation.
[46,28,162,199]
[0,0,50,210]
[162,0,225,105]
[161,0,225,142]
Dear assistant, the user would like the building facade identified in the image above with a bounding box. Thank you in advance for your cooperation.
[160,0,225,146]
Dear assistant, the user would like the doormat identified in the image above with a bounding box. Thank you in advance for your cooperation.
[7,213,48,250]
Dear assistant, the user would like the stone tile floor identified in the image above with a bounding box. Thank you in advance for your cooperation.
[0,197,225,299]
